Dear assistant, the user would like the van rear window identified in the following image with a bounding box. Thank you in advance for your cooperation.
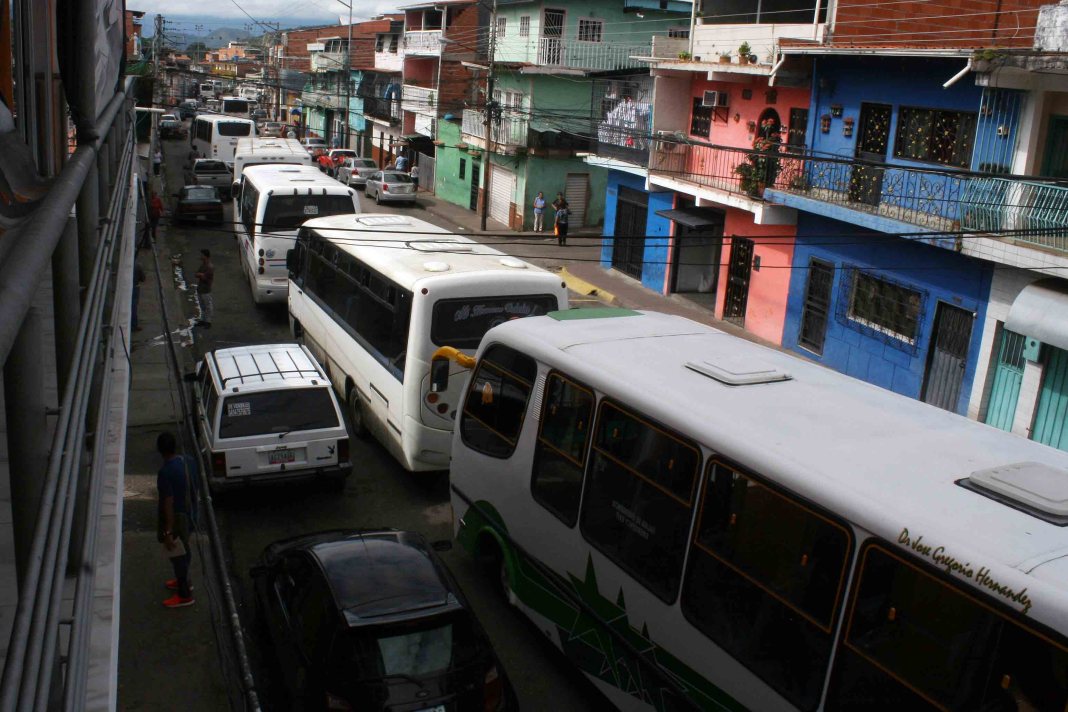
[218,122,252,137]
[262,194,356,231]
[218,388,339,439]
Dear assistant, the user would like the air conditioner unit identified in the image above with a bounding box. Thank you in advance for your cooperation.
[655,130,678,152]
[703,90,729,108]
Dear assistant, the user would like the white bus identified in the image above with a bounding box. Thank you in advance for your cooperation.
[232,137,312,183]
[191,115,256,166]
[234,164,359,304]
[440,309,1068,712]
[220,95,252,118]
[198,82,215,100]
[286,214,569,472]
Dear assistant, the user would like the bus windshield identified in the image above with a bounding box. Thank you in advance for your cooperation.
[222,99,250,114]
[431,295,559,348]
[262,195,355,231]
[218,122,252,137]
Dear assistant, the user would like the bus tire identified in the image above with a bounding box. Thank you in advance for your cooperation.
[481,536,514,606]
[347,390,369,439]
[291,319,304,342]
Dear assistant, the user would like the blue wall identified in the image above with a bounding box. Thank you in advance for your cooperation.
[783,214,992,414]
[600,170,674,292]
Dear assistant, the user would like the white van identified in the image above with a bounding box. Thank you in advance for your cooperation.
[191,114,257,166]
[191,343,351,491]
[232,137,312,184]
[234,164,361,304]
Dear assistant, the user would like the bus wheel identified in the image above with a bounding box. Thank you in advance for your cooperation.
[483,538,513,606]
[291,319,304,343]
[348,390,369,439]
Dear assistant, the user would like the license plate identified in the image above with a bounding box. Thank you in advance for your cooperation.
[416,706,445,712]
[268,449,295,464]
[196,214,207,221]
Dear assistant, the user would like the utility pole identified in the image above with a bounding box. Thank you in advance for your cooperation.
[153,14,164,106]
[479,0,498,231]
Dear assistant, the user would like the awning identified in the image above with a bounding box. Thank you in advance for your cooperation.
[1006,279,1068,352]
[656,208,725,228]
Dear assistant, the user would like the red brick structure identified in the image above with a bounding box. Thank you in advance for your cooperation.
[124,9,144,60]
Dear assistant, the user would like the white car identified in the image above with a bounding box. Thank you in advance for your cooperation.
[190,344,351,491]
[364,170,417,204]
[301,137,327,153]
[336,157,379,186]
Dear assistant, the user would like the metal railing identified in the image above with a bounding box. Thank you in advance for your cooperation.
[310,50,346,72]
[461,108,529,147]
[404,30,443,55]
[649,141,754,196]
[400,84,437,115]
[536,37,650,71]
[959,177,1068,251]
[362,96,401,124]
[301,88,345,109]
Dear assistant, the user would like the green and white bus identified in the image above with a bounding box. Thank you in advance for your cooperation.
[439,308,1068,711]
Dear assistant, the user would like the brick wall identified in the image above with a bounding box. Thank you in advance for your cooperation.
[831,0,1043,48]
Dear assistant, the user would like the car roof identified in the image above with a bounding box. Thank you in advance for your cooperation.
[300,530,459,625]
[207,343,329,393]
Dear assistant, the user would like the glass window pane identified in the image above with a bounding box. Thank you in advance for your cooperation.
[218,388,338,439]
[531,374,594,526]
[431,295,559,349]
[460,345,536,458]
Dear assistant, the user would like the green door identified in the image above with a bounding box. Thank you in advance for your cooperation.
[1042,116,1068,178]
[985,329,1025,431]
[1032,345,1068,451]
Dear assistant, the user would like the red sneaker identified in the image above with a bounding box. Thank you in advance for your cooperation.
[162,594,195,608]
[164,579,194,592]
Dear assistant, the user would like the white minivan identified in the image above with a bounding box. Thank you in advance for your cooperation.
[234,164,360,304]
[231,137,312,185]
[191,344,351,491]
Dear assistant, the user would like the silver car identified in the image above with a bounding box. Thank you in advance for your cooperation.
[337,157,379,187]
[364,171,417,204]
[190,158,233,197]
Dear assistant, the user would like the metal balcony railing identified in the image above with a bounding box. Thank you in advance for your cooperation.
[404,30,443,55]
[311,50,346,72]
[461,108,529,147]
[363,95,401,124]
[959,177,1068,251]
[401,84,436,115]
[649,141,754,196]
[536,37,650,71]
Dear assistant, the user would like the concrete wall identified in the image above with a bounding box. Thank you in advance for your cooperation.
[434,119,481,209]
[783,213,993,413]
[688,75,810,148]
[600,170,674,291]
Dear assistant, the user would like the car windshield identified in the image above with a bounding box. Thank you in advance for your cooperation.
[261,195,356,232]
[217,121,252,137]
[184,187,217,200]
[162,115,177,121]
[218,388,339,439]
[339,615,483,681]
[431,294,559,348]
[383,173,413,183]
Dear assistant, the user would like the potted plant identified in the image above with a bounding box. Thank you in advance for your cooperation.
[734,118,782,197]
[677,51,692,61]
[719,52,732,64]
[738,42,752,64]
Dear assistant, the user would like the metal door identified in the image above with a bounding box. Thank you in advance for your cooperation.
[469,159,481,211]
[848,103,892,206]
[611,186,646,280]
[723,236,754,325]
[488,166,515,226]
[798,259,834,354]
[564,173,589,227]
[921,302,974,413]
[541,10,565,65]
[985,328,1024,431]
[1042,115,1068,178]
[1032,345,1068,452]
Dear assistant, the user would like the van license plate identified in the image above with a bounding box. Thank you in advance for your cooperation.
[268,449,295,464]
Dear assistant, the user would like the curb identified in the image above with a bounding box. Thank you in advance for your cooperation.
[559,267,617,305]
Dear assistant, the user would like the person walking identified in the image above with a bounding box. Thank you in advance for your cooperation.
[395,151,409,172]
[552,192,565,212]
[157,432,195,608]
[140,189,164,250]
[554,200,570,246]
[152,148,162,176]
[409,164,420,192]
[532,191,546,232]
[132,261,145,332]
[195,249,214,328]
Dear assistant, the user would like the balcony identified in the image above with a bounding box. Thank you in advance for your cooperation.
[401,83,436,115]
[301,88,344,109]
[461,108,529,148]
[688,22,824,69]
[404,30,443,56]
[311,51,346,72]
[363,95,401,125]
[534,38,649,72]
[375,50,403,73]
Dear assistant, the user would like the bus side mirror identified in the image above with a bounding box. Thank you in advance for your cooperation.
[286,248,298,274]
[231,181,240,196]
[430,359,450,393]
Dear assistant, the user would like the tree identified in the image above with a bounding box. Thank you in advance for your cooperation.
[187,42,208,63]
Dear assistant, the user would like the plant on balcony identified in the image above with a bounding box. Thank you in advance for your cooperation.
[734,118,782,198]
[678,51,692,61]
[737,42,751,64]
[719,52,732,64]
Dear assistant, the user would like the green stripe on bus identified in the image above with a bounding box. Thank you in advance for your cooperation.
[548,308,641,320]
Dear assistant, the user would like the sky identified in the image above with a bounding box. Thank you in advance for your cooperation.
[133,0,408,35]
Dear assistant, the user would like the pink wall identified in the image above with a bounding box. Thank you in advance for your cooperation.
[688,76,810,150]
[713,208,796,345]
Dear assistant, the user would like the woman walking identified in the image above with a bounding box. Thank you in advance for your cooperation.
[554,200,570,246]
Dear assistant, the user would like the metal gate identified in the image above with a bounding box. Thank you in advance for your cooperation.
[1032,345,1068,452]
[565,173,589,227]
[921,302,974,413]
[417,151,435,194]
[985,328,1025,431]
[489,166,515,227]
[469,159,481,211]
[723,236,754,325]
[611,186,647,280]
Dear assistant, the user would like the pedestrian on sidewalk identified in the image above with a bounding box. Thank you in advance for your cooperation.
[195,249,215,328]
[395,151,409,172]
[554,201,570,246]
[132,261,145,332]
[410,164,420,192]
[532,191,546,232]
[157,432,195,608]
[552,192,565,212]
[152,148,162,176]
[140,189,164,250]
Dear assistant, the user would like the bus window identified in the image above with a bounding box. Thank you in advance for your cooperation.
[681,461,851,710]
[261,194,357,232]
[459,344,537,459]
[579,401,699,603]
[531,373,595,527]
[827,543,1068,711]
[217,121,253,137]
[430,295,559,349]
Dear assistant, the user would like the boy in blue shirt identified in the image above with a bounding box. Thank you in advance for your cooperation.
[156,432,197,608]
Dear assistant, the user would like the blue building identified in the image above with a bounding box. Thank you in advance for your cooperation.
[599,170,674,292]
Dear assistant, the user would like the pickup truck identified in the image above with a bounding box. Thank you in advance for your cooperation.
[159,114,183,139]
[189,158,233,197]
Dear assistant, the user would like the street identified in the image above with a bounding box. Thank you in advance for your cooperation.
[150,134,612,711]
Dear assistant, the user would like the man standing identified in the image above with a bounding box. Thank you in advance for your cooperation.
[195,249,214,328]
[409,164,420,192]
[152,148,162,176]
[140,189,164,250]
[532,191,546,232]
[395,151,408,172]
[157,432,195,608]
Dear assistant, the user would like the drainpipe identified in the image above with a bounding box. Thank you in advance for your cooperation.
[943,59,973,89]
[768,53,787,87]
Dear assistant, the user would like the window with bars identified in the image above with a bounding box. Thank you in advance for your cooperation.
[667,26,690,38]
[893,106,978,168]
[496,16,507,38]
[578,19,603,42]
[847,270,922,344]
[798,259,834,354]
[690,97,712,138]
[519,16,530,37]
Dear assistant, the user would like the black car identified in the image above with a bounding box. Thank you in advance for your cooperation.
[251,529,517,712]
[174,185,224,224]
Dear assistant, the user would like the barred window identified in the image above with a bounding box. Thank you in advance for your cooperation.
[578,19,603,42]
[893,107,977,168]
[496,17,507,38]
[848,271,922,344]
[519,16,530,37]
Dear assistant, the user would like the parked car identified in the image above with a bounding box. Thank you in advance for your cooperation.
[301,136,327,154]
[261,121,284,138]
[336,157,379,187]
[250,529,517,712]
[319,149,357,177]
[251,108,268,123]
[364,171,417,204]
[190,158,233,197]
[178,100,198,120]
[174,185,224,224]
[159,114,183,139]
[189,344,351,490]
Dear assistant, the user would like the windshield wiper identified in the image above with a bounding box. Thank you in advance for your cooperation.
[276,421,319,439]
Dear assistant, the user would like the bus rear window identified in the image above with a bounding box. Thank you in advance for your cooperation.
[431,295,558,349]
[222,99,250,114]
[217,121,252,137]
[262,195,356,231]
[218,388,339,439]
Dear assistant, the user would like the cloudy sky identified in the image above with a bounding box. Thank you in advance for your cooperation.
[133,0,408,33]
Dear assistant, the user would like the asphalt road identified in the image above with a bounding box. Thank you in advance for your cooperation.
[157,135,612,712]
